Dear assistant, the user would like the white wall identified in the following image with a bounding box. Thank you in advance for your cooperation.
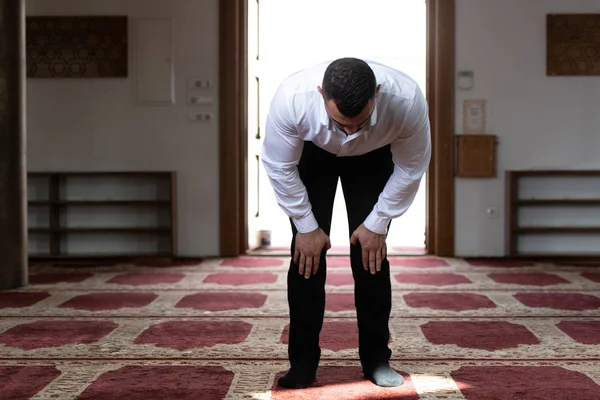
[26,0,219,256]
[455,0,600,256]
[27,0,600,258]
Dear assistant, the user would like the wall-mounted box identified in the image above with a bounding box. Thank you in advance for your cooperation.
[456,134,497,178]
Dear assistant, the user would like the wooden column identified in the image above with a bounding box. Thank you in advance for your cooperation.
[0,0,28,290]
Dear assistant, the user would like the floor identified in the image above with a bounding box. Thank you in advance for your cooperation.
[1,256,599,399]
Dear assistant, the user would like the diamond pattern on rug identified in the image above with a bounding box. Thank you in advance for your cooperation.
[281,321,359,352]
[203,272,278,285]
[555,321,600,345]
[394,273,472,286]
[326,257,352,268]
[58,293,158,311]
[582,272,600,284]
[389,257,450,268]
[326,293,356,312]
[175,292,268,311]
[272,366,418,400]
[0,366,61,400]
[0,321,118,350]
[220,257,284,267]
[451,366,600,399]
[135,258,204,267]
[77,366,234,400]
[325,256,449,269]
[133,320,253,350]
[514,293,600,311]
[464,258,534,268]
[0,292,51,309]
[107,273,185,285]
[403,292,497,311]
[420,321,540,351]
[326,273,354,287]
[488,272,569,286]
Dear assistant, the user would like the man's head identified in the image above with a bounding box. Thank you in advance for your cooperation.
[318,57,380,135]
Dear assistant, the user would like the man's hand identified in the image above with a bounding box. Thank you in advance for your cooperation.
[350,224,387,274]
[294,228,331,279]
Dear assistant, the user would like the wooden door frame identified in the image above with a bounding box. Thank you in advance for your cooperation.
[219,0,455,257]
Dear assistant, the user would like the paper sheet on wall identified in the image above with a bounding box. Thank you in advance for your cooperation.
[462,99,487,134]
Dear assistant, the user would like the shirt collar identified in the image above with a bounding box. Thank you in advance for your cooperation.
[320,98,379,132]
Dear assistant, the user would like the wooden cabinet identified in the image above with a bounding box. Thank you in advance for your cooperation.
[456,134,497,178]
[27,172,176,261]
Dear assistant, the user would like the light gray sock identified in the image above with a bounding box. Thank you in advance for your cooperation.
[367,364,404,387]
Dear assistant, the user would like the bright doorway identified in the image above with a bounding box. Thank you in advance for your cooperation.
[247,0,428,255]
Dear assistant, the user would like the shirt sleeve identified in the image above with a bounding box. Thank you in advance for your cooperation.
[261,87,319,233]
[363,85,432,235]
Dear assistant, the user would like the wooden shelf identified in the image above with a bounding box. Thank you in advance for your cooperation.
[27,171,176,261]
[30,253,174,260]
[30,227,171,233]
[506,170,600,259]
[29,228,51,234]
[502,253,600,261]
[28,200,51,206]
[514,199,600,206]
[515,227,600,234]
[29,200,170,206]
[509,170,600,176]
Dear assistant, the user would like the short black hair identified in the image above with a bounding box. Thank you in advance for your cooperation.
[321,57,377,118]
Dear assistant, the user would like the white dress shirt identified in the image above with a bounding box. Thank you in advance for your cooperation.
[261,60,431,235]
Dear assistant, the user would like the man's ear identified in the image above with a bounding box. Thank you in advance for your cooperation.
[317,86,323,95]
[376,84,381,94]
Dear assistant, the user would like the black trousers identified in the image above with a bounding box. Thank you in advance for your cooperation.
[287,141,395,372]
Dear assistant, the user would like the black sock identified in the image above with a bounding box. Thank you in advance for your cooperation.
[277,368,316,389]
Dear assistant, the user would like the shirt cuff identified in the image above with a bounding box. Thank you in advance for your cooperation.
[292,212,319,233]
[363,211,391,235]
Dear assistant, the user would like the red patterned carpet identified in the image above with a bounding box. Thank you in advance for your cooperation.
[1,256,600,399]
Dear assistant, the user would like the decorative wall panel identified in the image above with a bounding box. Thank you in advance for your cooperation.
[26,16,128,78]
[547,14,600,76]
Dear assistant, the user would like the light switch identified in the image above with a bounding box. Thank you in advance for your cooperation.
[189,78,210,89]
[188,111,212,122]
[188,94,213,105]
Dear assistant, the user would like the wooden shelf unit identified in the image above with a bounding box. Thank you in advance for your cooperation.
[506,170,600,259]
[27,172,176,261]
